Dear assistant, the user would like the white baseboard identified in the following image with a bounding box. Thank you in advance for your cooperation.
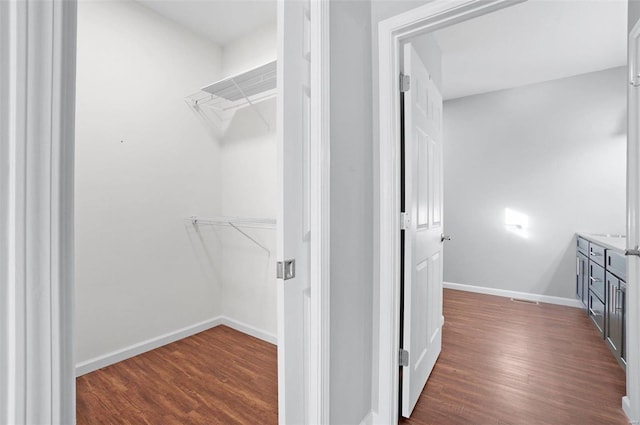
[76,316,276,377]
[443,281,582,309]
[359,411,373,425]
[219,316,277,345]
[622,396,639,424]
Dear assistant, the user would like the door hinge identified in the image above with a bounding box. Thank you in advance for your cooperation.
[400,73,411,92]
[625,248,640,257]
[276,259,296,280]
[399,349,409,367]
[401,212,410,230]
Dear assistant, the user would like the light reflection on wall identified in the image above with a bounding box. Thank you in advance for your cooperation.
[505,208,529,239]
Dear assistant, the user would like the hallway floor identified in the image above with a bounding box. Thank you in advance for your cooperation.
[401,289,628,425]
[76,289,627,424]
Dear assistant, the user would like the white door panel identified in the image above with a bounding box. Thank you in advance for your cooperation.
[401,42,444,418]
[277,0,311,423]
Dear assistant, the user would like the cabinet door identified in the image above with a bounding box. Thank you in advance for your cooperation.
[606,273,622,355]
[577,252,588,308]
[621,280,627,365]
[576,254,583,301]
[606,250,627,281]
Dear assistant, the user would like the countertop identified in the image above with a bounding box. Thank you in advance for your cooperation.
[577,233,627,252]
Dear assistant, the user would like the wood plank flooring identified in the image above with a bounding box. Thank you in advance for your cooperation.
[402,289,628,425]
[77,289,627,424]
[76,325,278,425]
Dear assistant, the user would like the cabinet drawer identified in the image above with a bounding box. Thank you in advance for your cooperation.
[588,262,605,302]
[577,236,589,255]
[589,242,606,267]
[606,250,627,281]
[589,290,605,337]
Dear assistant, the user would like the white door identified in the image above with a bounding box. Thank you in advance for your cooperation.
[277,0,311,423]
[401,42,444,417]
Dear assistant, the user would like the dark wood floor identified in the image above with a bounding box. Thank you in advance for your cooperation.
[402,289,628,425]
[76,325,278,425]
[77,289,628,424]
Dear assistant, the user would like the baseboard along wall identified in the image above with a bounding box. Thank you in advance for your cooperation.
[75,316,277,377]
[443,281,582,309]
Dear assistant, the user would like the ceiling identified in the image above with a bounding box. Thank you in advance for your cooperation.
[416,0,628,100]
[138,0,276,46]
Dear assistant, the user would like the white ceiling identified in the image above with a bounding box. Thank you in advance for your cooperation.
[137,0,276,46]
[418,0,628,100]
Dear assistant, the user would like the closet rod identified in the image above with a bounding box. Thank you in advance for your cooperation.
[188,216,275,228]
[187,216,276,255]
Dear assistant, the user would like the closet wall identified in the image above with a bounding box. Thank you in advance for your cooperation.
[218,24,278,338]
[76,0,277,371]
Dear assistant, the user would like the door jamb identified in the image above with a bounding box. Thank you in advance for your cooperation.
[623,20,640,424]
[0,0,77,423]
[309,0,332,423]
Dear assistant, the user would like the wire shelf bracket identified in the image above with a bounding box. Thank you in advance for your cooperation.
[187,215,276,255]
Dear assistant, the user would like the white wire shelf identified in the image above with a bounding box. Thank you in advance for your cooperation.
[185,61,276,131]
[187,215,276,254]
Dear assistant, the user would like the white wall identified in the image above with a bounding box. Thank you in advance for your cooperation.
[443,66,627,298]
[330,1,374,423]
[75,0,224,363]
[217,24,278,335]
[221,22,277,78]
[75,0,278,366]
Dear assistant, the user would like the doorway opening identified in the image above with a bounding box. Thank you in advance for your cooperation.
[73,1,280,422]
[71,1,330,423]
[378,1,634,424]
[0,0,330,422]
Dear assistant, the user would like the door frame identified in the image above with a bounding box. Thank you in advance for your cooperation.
[0,0,77,423]
[374,1,604,424]
[1,0,331,422]
[289,0,332,423]
[624,19,640,424]
[308,1,332,422]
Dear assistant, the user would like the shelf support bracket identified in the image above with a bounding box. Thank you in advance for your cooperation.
[230,78,272,131]
[228,222,271,255]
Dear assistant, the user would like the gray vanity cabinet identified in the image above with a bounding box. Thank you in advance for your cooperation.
[576,235,627,370]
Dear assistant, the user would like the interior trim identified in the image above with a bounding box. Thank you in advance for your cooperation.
[75,316,276,377]
[443,281,583,308]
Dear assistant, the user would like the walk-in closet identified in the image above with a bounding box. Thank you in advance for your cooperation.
[73,1,279,422]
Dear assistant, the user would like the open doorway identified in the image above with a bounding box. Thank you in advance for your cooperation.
[71,0,327,423]
[377,0,634,424]
[0,0,329,421]
[73,1,280,422]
